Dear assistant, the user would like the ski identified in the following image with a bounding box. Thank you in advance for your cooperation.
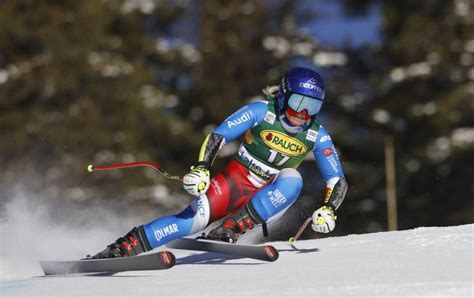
[167,238,279,262]
[40,251,175,275]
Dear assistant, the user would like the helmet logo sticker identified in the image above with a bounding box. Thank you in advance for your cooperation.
[299,81,323,92]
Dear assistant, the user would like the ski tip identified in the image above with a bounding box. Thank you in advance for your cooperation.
[87,164,94,172]
[263,245,279,262]
[159,251,176,268]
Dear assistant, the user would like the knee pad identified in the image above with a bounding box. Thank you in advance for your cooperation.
[250,168,303,222]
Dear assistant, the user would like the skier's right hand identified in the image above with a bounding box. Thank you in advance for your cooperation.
[183,164,210,196]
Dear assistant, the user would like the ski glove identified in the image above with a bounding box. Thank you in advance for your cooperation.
[311,206,337,233]
[183,165,210,196]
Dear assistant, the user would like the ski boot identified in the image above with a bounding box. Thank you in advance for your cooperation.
[91,226,152,259]
[206,202,264,243]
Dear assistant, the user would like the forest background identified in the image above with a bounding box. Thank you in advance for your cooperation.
[0,0,472,240]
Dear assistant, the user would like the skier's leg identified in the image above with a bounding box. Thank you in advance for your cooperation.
[141,196,210,249]
[206,160,261,222]
[250,168,303,223]
[91,196,211,258]
[91,167,238,258]
[92,162,257,258]
[207,168,303,242]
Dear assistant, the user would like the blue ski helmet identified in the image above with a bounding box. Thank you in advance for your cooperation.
[277,67,325,118]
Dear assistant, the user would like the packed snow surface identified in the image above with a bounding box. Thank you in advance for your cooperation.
[1,224,472,297]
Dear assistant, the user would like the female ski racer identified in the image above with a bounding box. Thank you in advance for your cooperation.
[92,67,348,258]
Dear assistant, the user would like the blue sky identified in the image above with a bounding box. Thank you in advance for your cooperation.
[302,1,381,48]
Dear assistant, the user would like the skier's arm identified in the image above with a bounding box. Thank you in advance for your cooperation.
[213,101,268,141]
[183,102,268,196]
[195,133,226,169]
[312,126,348,211]
[197,101,269,167]
[311,126,348,233]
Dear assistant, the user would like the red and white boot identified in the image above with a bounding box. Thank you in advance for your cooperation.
[206,203,264,243]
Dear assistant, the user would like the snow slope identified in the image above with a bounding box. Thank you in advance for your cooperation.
[1,224,472,297]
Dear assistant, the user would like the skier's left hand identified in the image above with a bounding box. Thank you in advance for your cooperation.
[311,206,336,233]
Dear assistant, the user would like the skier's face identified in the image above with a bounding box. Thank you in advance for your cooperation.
[285,109,308,126]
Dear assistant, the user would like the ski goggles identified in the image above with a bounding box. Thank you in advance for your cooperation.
[287,93,323,116]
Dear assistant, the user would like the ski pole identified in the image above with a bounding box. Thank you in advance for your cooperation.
[288,217,312,244]
[87,161,183,181]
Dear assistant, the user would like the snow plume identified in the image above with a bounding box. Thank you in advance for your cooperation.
[0,187,145,282]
